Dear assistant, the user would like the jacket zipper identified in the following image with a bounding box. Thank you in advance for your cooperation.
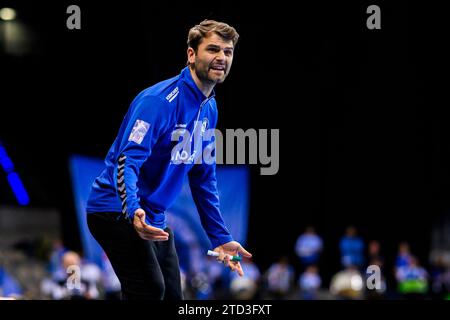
[190,97,212,143]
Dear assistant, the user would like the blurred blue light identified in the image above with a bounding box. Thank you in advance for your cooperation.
[0,145,15,172]
[0,141,30,205]
[7,172,30,206]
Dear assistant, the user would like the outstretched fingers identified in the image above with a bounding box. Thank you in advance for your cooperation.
[238,245,252,258]
[236,263,244,277]
[144,224,169,237]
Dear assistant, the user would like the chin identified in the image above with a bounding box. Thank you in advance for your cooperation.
[214,74,227,83]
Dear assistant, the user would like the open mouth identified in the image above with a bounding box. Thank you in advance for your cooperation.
[210,65,226,72]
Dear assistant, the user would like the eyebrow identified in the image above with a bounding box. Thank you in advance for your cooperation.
[205,44,234,51]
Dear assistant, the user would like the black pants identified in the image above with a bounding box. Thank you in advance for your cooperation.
[87,212,183,300]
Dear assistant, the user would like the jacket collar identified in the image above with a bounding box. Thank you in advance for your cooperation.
[180,66,216,103]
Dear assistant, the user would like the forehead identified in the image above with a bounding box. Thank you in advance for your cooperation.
[200,32,234,48]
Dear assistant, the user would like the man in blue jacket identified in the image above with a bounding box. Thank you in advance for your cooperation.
[86,20,252,300]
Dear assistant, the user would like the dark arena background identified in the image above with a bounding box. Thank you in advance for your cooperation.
[1,0,450,306]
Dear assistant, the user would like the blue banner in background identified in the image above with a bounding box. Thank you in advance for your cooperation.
[69,155,105,267]
[69,155,250,273]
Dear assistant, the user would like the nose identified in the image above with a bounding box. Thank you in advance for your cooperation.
[216,50,226,61]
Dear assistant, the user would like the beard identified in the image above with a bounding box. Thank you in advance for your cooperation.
[193,59,228,85]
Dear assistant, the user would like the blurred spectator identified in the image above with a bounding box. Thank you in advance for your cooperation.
[365,240,387,299]
[368,240,384,265]
[396,256,428,299]
[230,257,260,300]
[339,226,365,269]
[0,266,23,299]
[265,256,295,299]
[431,267,450,300]
[298,265,321,300]
[80,257,102,299]
[41,251,101,300]
[365,258,387,300]
[48,239,67,274]
[429,251,450,299]
[330,265,364,300]
[395,242,412,269]
[190,271,213,300]
[295,226,323,267]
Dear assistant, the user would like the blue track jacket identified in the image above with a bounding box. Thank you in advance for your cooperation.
[86,67,233,248]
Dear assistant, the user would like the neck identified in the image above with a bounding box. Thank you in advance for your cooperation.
[189,67,214,98]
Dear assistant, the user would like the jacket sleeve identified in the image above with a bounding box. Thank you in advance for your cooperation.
[188,126,234,249]
[115,95,167,221]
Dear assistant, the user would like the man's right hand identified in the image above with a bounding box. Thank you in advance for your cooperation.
[133,209,169,241]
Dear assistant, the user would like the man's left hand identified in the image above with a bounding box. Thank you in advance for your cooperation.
[213,241,252,277]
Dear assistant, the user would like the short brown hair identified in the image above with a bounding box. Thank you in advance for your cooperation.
[187,19,239,52]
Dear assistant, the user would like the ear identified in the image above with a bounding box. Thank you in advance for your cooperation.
[187,47,196,65]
